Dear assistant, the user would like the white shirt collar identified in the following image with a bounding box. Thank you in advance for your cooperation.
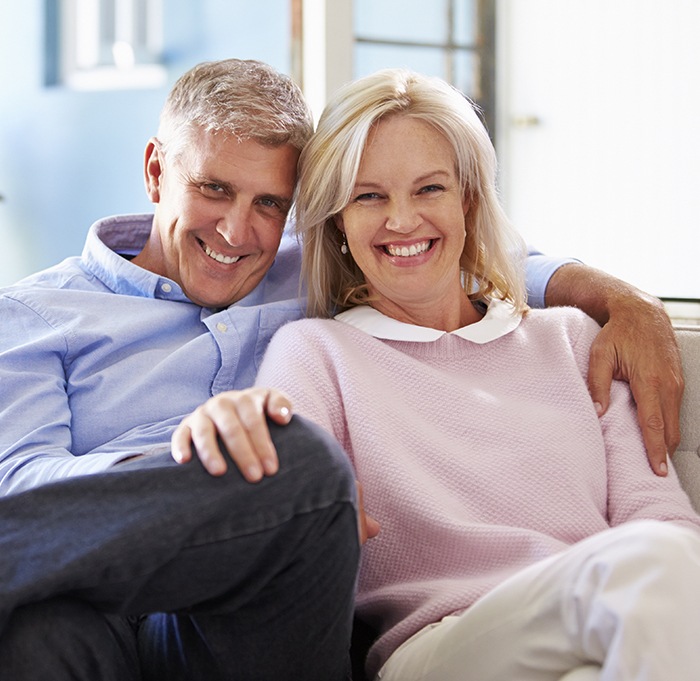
[334,298,522,344]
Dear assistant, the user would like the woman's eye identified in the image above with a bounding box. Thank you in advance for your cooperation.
[354,192,381,202]
[419,184,444,194]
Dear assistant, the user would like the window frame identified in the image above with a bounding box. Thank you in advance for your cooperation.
[45,0,166,91]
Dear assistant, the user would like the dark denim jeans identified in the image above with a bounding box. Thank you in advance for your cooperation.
[0,416,359,680]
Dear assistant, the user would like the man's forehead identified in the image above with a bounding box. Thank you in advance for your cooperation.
[175,132,298,194]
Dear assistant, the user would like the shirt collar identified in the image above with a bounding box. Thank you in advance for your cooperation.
[334,298,522,344]
[81,214,190,300]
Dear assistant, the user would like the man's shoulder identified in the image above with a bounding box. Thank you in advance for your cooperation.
[1,256,91,297]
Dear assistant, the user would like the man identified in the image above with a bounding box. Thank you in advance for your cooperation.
[0,58,358,681]
[0,58,683,680]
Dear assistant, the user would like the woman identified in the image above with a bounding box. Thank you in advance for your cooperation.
[250,69,700,681]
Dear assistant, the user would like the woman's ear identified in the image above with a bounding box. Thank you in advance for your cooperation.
[144,138,163,203]
[462,191,471,217]
[333,213,345,231]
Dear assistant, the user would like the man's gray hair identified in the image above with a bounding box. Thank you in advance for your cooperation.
[158,58,313,158]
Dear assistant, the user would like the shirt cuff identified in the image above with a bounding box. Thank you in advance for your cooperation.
[525,253,581,309]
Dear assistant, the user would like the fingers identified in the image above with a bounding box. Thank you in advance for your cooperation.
[170,388,293,481]
[356,482,380,545]
[661,384,683,456]
[587,306,684,476]
[265,390,293,426]
[173,405,229,477]
[630,383,669,476]
[629,367,684,475]
[586,333,615,417]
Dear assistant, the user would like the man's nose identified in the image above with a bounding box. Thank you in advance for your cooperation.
[217,201,253,245]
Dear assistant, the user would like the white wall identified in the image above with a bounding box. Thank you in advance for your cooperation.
[496,0,700,299]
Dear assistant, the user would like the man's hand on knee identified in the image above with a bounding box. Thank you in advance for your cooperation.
[171,388,293,481]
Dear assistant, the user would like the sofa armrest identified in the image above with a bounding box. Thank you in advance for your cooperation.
[672,326,700,510]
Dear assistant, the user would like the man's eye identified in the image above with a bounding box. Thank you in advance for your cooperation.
[258,197,287,213]
[257,197,289,218]
[201,183,225,196]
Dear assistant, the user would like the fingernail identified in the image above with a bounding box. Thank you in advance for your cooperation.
[247,465,263,482]
[279,406,291,422]
[659,461,668,476]
[594,402,604,417]
[172,449,182,463]
[263,457,279,475]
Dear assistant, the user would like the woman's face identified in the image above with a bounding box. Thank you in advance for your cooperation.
[337,115,469,324]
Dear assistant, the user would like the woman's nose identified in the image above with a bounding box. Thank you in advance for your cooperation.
[385,198,421,233]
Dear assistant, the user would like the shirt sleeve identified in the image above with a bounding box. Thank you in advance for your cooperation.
[525,247,580,309]
[0,296,130,496]
[570,315,700,532]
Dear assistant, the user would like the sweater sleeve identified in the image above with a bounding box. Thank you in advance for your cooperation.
[570,315,700,532]
[255,321,346,445]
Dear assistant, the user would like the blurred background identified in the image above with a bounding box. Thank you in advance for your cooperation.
[0,0,697,317]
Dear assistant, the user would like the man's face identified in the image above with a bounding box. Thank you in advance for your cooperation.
[138,128,299,308]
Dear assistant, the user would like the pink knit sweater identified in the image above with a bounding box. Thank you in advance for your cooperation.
[255,306,700,677]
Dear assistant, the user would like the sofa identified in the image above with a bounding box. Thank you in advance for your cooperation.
[350,324,700,680]
[671,325,700,511]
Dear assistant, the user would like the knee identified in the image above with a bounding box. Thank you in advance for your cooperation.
[618,520,700,566]
[270,414,357,506]
[595,521,700,585]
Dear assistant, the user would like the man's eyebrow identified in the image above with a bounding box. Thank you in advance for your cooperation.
[187,172,234,193]
[187,172,293,210]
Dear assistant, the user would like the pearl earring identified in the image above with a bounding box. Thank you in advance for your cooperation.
[340,236,348,255]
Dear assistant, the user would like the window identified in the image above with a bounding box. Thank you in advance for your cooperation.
[353,0,495,137]
[46,0,166,90]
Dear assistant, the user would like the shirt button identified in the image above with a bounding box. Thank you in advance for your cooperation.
[161,283,172,293]
[216,322,228,333]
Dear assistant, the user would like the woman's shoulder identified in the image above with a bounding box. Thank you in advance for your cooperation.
[522,306,601,351]
[270,315,369,347]
[525,305,599,333]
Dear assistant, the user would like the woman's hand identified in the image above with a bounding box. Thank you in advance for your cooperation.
[171,388,292,481]
[357,482,381,545]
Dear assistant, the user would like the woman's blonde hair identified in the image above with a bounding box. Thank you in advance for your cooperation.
[295,68,528,318]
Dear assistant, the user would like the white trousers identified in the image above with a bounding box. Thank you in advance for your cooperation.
[377,521,700,681]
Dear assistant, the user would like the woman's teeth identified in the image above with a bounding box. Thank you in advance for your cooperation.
[385,241,431,257]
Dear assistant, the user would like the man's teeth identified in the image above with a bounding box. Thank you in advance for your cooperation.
[385,241,431,257]
[204,244,241,264]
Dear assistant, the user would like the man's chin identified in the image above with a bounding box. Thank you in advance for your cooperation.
[185,281,257,309]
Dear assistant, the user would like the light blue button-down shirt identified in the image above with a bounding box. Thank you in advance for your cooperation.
[0,214,571,496]
[0,214,305,495]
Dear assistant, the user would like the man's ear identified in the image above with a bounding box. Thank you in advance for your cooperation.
[144,138,163,203]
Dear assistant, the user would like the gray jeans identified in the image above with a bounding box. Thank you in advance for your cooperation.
[0,416,359,680]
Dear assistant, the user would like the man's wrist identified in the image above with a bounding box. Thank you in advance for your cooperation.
[543,262,660,328]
